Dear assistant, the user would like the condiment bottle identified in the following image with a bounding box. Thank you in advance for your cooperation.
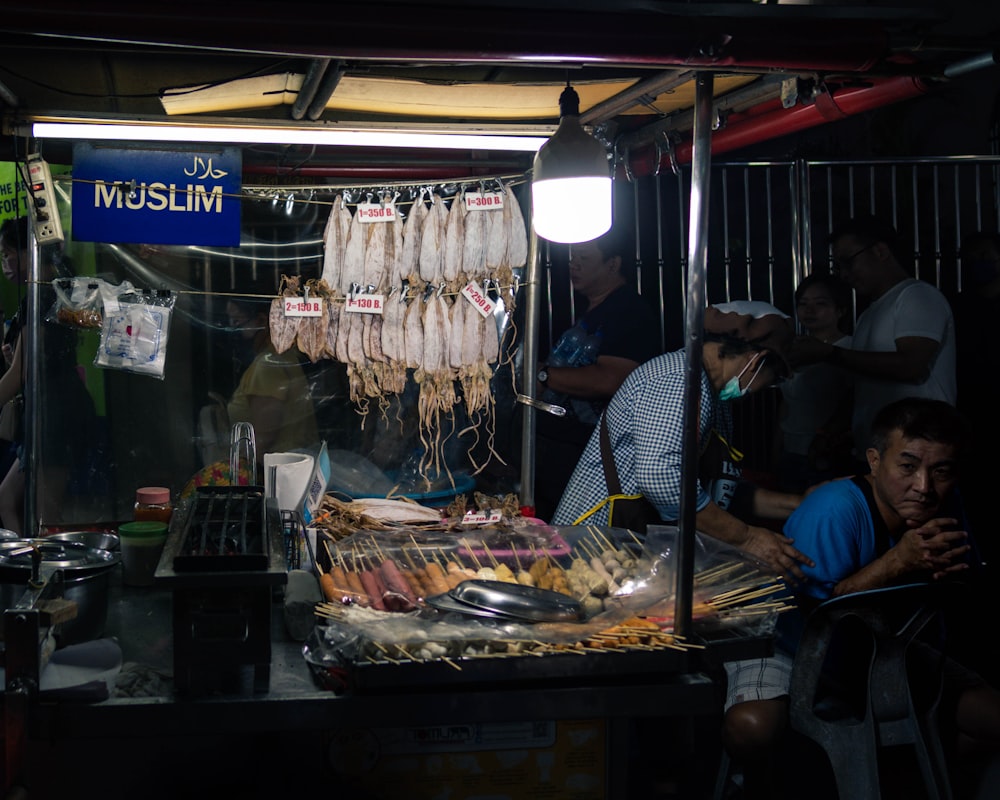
[134,486,173,524]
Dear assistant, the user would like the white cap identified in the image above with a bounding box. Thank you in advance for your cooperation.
[710,300,789,319]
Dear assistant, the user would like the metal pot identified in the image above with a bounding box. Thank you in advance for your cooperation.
[0,539,120,645]
[45,530,120,552]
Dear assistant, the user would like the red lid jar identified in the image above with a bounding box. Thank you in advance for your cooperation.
[134,486,173,524]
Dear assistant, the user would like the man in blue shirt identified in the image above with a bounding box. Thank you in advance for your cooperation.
[723,397,1000,798]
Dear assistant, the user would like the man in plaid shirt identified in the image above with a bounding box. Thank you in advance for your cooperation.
[551,301,813,579]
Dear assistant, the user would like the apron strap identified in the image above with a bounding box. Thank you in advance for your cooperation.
[599,412,624,496]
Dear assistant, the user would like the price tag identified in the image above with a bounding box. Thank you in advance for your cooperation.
[283,297,324,317]
[461,509,503,525]
[356,202,398,223]
[461,281,495,318]
[464,191,505,211]
[344,293,385,314]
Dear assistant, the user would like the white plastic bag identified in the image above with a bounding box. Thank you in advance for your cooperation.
[94,289,176,379]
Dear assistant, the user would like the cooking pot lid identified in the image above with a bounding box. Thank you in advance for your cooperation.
[0,538,119,576]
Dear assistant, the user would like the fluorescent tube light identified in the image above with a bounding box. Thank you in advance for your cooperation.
[30,120,549,152]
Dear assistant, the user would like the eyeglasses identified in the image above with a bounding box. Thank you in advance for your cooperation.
[833,242,875,272]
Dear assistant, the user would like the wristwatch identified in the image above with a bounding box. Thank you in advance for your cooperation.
[537,368,549,386]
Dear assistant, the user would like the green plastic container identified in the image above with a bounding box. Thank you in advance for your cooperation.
[118,521,168,586]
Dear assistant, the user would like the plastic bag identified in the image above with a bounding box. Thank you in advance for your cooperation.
[47,277,104,330]
[94,288,177,379]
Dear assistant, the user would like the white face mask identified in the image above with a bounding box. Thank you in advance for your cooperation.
[719,354,765,401]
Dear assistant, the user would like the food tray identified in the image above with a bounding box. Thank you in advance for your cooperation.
[341,645,695,694]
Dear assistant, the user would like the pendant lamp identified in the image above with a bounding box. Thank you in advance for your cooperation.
[531,83,612,244]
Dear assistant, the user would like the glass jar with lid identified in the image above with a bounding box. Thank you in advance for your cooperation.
[134,486,173,524]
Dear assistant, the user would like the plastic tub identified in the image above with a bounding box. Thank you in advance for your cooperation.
[118,521,168,587]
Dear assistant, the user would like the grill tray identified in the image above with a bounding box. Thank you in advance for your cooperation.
[173,486,269,572]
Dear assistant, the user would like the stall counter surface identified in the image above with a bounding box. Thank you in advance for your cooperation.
[1,512,799,798]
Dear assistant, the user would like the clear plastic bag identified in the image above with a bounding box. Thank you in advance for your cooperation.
[94,288,177,379]
[47,277,104,330]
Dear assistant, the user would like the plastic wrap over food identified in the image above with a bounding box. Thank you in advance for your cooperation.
[314,524,789,631]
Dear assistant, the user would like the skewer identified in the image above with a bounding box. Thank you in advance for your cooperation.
[710,585,785,608]
[510,546,524,574]
[440,655,463,671]
[709,580,783,603]
[588,525,617,553]
[693,561,748,585]
[409,534,431,564]
[371,642,400,664]
[482,543,500,568]
[395,644,417,661]
[322,538,338,569]
[401,546,422,572]
[460,538,484,571]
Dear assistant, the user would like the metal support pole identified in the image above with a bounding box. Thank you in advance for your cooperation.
[24,230,41,534]
[675,72,714,639]
[519,226,543,516]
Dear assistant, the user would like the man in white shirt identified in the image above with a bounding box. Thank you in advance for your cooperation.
[792,214,956,461]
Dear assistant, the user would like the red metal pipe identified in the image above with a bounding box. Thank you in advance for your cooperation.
[667,75,931,167]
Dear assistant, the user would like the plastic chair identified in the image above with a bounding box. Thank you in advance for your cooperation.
[788,582,956,800]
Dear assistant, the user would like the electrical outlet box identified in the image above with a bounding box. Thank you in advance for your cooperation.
[17,154,64,245]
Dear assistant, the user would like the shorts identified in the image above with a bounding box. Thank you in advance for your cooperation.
[723,643,986,713]
[724,653,794,711]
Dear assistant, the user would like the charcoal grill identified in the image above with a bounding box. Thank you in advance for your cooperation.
[155,487,287,694]
[154,424,287,694]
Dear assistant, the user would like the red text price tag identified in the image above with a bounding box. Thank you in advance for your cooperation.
[356,202,398,223]
[344,293,385,314]
[461,281,495,318]
[283,298,324,317]
[464,191,505,211]
[461,509,503,525]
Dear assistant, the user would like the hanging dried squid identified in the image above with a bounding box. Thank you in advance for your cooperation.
[400,189,427,286]
[269,274,302,355]
[418,192,447,285]
[321,194,352,291]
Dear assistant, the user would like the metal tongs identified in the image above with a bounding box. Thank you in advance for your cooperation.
[230,421,257,485]
[515,394,566,417]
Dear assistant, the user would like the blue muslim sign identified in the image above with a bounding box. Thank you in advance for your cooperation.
[71,143,242,245]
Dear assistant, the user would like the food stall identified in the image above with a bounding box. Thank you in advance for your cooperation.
[1,1,998,796]
[0,111,773,799]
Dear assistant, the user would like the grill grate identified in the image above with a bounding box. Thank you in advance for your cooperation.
[173,486,269,571]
